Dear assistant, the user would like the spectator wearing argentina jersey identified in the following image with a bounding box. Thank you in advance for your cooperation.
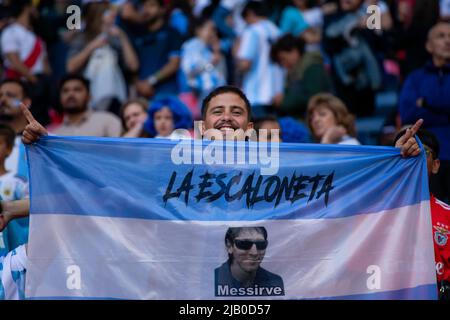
[0,80,31,256]
[0,124,28,258]
[181,17,227,110]
[0,200,29,300]
[235,1,285,118]
[0,244,27,300]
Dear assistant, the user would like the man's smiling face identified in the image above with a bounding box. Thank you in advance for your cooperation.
[202,92,253,138]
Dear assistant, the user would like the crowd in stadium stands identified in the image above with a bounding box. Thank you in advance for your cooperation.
[0,0,449,298]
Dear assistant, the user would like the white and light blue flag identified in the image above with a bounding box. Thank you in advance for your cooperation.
[24,136,437,299]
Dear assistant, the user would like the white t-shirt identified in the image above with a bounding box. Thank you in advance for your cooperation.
[237,19,285,106]
[302,7,324,28]
[0,23,46,75]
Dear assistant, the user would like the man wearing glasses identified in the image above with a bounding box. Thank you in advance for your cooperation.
[215,226,284,297]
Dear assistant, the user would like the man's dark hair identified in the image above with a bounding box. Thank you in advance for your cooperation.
[201,0,220,19]
[254,115,282,141]
[139,0,164,6]
[253,115,279,130]
[59,74,90,93]
[0,4,12,20]
[393,128,440,159]
[242,0,269,19]
[10,0,32,18]
[270,34,306,63]
[0,124,16,149]
[0,79,30,99]
[201,86,252,121]
[189,16,212,38]
[302,0,319,9]
[225,227,268,261]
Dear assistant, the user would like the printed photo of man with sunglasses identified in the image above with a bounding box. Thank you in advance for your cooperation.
[214,226,285,297]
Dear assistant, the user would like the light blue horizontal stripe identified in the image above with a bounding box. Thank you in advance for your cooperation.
[26,136,429,221]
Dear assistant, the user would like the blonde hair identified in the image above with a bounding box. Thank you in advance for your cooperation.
[306,93,356,140]
[120,98,149,129]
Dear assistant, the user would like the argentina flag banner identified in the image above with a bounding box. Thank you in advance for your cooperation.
[24,136,437,299]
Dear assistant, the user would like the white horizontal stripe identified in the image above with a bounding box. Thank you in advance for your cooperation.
[26,201,436,299]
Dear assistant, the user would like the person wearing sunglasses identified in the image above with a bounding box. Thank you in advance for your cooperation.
[394,128,450,300]
[214,226,284,297]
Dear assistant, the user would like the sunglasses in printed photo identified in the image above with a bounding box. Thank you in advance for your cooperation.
[233,239,268,250]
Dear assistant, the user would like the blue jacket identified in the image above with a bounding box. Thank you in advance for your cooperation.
[399,62,450,160]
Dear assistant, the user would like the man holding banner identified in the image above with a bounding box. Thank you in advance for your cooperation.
[394,129,450,300]
[21,85,423,154]
[0,86,434,300]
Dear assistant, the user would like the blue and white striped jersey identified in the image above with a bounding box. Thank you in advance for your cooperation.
[181,37,227,100]
[0,172,29,257]
[0,244,26,300]
[237,19,285,107]
[5,136,28,180]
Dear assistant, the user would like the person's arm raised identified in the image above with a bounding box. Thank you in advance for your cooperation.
[394,119,424,157]
[20,103,48,144]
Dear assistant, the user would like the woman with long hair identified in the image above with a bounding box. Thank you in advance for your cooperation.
[306,93,360,145]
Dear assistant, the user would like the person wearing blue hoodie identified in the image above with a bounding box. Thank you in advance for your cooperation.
[399,21,450,203]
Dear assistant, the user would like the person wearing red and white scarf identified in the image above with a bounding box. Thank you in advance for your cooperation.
[0,0,50,84]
